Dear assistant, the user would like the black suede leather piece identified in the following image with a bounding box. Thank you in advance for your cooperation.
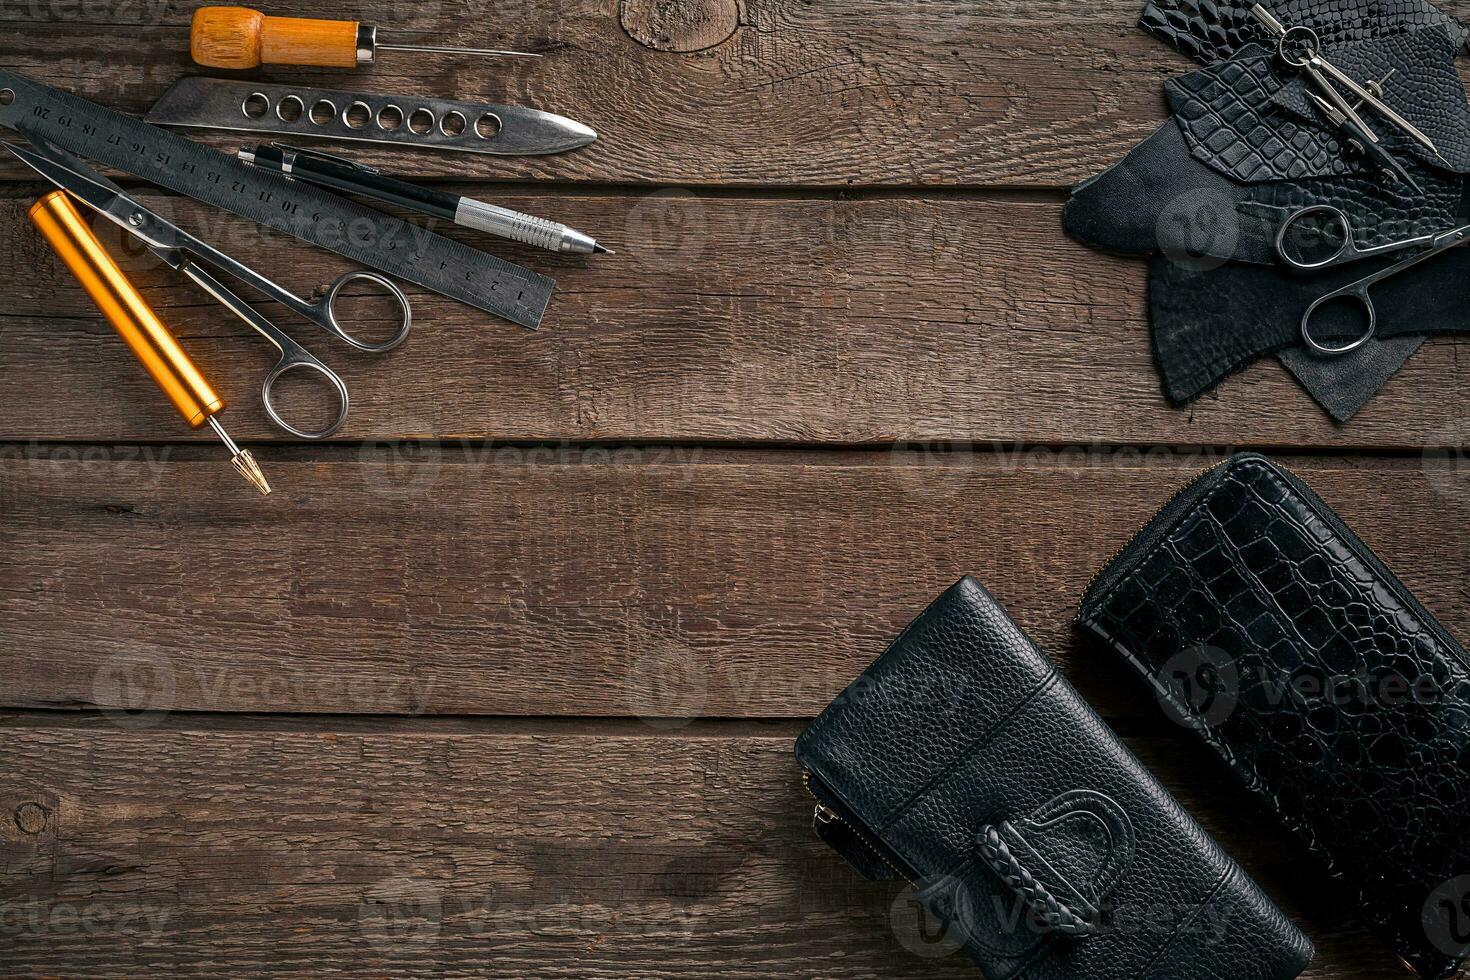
[796,578,1314,980]
[1147,248,1466,404]
[1066,116,1455,267]
[1276,335,1426,421]
[1077,454,1470,980]
[1063,122,1271,262]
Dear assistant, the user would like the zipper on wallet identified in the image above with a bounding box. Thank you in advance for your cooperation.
[801,770,917,883]
[1080,457,1231,605]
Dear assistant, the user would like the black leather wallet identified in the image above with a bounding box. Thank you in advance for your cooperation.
[1078,453,1470,980]
[796,578,1313,979]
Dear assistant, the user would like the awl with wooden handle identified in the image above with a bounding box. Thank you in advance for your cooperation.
[190,5,540,69]
[27,190,271,496]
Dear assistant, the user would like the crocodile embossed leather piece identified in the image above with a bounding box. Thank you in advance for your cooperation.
[1167,45,1343,184]
[1077,454,1470,980]
[1166,30,1470,185]
[1268,26,1470,173]
[796,578,1314,980]
[1140,0,1467,65]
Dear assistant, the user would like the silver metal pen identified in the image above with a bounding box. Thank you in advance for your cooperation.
[239,144,612,255]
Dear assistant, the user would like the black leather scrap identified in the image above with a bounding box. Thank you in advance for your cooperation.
[1140,0,1467,65]
[1061,0,1470,420]
[1267,26,1470,173]
[1167,30,1470,184]
[1148,246,1470,405]
[1062,110,1457,268]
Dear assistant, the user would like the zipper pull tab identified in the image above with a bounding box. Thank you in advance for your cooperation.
[814,803,838,825]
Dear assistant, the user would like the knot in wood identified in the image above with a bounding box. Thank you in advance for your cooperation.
[619,0,740,52]
[14,802,48,835]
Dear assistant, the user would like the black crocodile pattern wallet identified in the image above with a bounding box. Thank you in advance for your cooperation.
[795,577,1313,980]
[1077,453,1470,980]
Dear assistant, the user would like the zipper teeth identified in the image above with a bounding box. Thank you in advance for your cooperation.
[1081,458,1230,601]
[801,770,911,882]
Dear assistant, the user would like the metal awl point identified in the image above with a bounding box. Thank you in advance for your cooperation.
[209,417,272,496]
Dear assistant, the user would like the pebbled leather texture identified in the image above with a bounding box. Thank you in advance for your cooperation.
[1077,454,1470,980]
[1140,0,1468,65]
[795,578,1314,980]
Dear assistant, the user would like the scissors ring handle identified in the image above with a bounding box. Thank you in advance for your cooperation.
[1276,204,1354,271]
[1301,286,1376,357]
[321,271,413,354]
[262,352,352,440]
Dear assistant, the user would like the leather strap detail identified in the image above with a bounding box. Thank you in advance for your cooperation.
[977,822,1097,937]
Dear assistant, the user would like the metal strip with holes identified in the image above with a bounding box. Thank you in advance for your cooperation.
[145,77,597,157]
[0,69,554,330]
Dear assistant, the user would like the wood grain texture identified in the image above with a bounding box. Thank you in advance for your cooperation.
[4,452,1467,720]
[1,191,1467,447]
[0,721,1414,977]
[3,3,1470,977]
[0,0,1177,186]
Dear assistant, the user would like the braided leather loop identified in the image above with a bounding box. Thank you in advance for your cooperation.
[977,824,1097,938]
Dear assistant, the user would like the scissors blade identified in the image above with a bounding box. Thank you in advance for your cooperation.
[8,137,189,272]
[1,138,187,256]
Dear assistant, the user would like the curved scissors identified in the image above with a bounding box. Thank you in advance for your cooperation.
[5,138,410,439]
[1299,220,1470,356]
[1275,205,1437,271]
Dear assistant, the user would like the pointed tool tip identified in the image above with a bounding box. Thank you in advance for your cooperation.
[593,243,613,255]
[232,450,273,497]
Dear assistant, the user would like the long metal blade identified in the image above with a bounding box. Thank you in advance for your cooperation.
[3,139,129,212]
[2,138,193,260]
[146,78,597,157]
[377,43,542,59]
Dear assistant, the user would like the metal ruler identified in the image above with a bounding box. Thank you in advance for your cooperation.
[0,69,553,329]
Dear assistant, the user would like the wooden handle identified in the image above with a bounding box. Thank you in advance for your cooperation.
[191,6,363,69]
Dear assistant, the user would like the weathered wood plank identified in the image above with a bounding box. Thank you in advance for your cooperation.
[0,0,1176,187]
[2,192,1466,447]
[0,722,1413,977]
[3,452,1467,719]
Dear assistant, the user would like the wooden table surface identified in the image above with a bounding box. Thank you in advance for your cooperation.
[2,1,1468,976]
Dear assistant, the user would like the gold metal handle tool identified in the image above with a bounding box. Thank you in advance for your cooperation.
[190,6,539,69]
[28,190,271,496]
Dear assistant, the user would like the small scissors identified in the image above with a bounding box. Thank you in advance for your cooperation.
[1275,204,1470,356]
[3,138,411,439]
